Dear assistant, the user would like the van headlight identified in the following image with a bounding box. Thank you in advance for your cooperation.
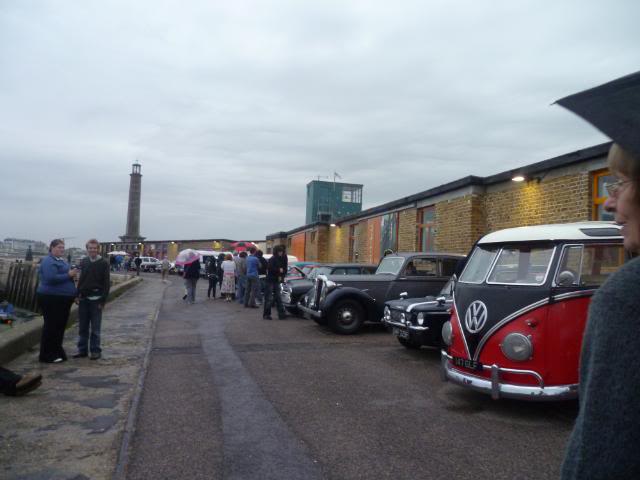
[417,312,425,325]
[501,333,533,362]
[442,321,453,346]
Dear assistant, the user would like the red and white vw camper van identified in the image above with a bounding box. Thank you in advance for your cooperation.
[441,222,625,401]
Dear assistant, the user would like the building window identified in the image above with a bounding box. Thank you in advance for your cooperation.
[593,170,615,221]
[342,186,362,203]
[287,238,292,248]
[417,206,436,252]
[348,224,356,262]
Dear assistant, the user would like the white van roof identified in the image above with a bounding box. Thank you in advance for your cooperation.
[478,222,622,244]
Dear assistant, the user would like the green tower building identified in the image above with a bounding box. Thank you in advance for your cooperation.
[305,181,363,224]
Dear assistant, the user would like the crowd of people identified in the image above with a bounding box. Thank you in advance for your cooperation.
[181,245,289,320]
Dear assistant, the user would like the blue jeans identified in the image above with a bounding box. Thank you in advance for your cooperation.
[78,299,103,354]
[244,275,259,307]
[184,278,198,303]
[236,275,247,303]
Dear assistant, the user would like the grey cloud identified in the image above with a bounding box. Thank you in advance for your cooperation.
[0,0,638,247]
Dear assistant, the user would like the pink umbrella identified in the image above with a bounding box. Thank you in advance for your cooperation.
[175,249,200,266]
[230,241,257,252]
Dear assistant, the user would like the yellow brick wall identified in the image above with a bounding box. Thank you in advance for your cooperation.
[435,194,486,254]
[484,172,591,232]
[328,224,349,263]
[397,207,417,252]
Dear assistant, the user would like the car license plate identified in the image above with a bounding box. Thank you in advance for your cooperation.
[393,328,410,339]
[452,356,483,371]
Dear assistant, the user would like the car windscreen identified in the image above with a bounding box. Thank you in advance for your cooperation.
[459,246,499,283]
[376,256,404,275]
[486,246,555,285]
[314,267,333,278]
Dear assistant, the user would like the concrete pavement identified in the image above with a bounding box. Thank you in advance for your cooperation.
[1,275,578,479]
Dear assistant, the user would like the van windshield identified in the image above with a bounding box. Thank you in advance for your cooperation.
[459,247,499,284]
[487,246,555,285]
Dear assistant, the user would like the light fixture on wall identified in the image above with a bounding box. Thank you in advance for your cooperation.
[512,174,526,182]
[330,223,337,227]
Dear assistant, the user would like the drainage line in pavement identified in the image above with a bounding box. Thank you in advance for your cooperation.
[112,280,169,480]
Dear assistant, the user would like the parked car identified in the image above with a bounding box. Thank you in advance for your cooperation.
[282,263,377,315]
[139,256,162,272]
[383,276,455,349]
[441,221,625,401]
[298,252,464,334]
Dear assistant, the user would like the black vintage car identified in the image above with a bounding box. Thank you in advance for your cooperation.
[281,263,377,315]
[382,276,455,349]
[298,252,464,335]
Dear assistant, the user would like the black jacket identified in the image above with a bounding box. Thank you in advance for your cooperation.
[78,256,110,303]
[184,260,201,279]
[258,256,268,276]
[266,254,287,283]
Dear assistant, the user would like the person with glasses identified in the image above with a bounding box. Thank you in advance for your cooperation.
[562,144,640,479]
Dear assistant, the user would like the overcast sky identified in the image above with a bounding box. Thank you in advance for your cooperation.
[1,1,638,248]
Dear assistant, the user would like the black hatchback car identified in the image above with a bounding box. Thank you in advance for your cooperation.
[282,263,377,315]
[382,276,455,349]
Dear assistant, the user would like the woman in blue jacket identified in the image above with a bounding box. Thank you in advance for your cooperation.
[37,239,78,363]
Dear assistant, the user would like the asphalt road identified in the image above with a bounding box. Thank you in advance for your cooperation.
[126,276,577,480]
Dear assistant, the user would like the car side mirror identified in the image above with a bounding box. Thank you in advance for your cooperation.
[399,292,408,299]
[436,296,446,305]
[557,270,576,286]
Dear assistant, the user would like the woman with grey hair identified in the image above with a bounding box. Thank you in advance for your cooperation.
[558,70,640,479]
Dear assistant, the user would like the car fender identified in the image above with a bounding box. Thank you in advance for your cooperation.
[323,287,378,320]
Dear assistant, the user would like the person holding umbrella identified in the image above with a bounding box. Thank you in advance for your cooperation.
[175,249,201,304]
[557,72,640,479]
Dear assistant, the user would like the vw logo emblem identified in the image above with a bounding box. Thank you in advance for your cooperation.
[464,301,488,333]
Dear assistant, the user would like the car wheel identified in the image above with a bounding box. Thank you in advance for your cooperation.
[313,316,328,326]
[328,299,364,335]
[397,336,422,349]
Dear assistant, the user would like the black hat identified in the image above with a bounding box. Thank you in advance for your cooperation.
[556,71,640,159]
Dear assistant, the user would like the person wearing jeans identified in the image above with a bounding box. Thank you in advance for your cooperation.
[183,258,201,304]
[244,247,260,308]
[75,239,110,360]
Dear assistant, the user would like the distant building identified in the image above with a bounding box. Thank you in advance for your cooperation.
[2,238,48,255]
[305,181,363,224]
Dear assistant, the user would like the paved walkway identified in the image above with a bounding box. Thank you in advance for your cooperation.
[126,279,323,480]
[0,277,165,480]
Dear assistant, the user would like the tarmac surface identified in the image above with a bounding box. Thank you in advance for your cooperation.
[1,274,579,479]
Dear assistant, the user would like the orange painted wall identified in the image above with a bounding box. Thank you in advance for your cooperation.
[290,232,306,261]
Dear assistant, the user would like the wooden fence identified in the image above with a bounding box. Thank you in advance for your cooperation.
[5,262,40,312]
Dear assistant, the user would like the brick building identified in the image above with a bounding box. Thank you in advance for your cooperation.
[266,142,613,263]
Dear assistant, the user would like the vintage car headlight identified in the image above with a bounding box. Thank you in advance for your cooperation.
[416,312,425,325]
[441,321,453,346]
[383,306,391,321]
[500,333,533,362]
[399,313,406,323]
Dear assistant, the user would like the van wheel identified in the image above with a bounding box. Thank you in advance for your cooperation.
[397,337,422,349]
[329,300,364,335]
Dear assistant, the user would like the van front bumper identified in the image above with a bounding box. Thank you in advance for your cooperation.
[440,351,578,401]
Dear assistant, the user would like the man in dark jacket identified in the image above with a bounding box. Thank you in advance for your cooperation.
[262,245,288,320]
[256,250,268,305]
[74,238,110,360]
[183,258,201,304]
[134,254,142,276]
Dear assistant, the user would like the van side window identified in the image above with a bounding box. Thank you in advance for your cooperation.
[556,244,625,287]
